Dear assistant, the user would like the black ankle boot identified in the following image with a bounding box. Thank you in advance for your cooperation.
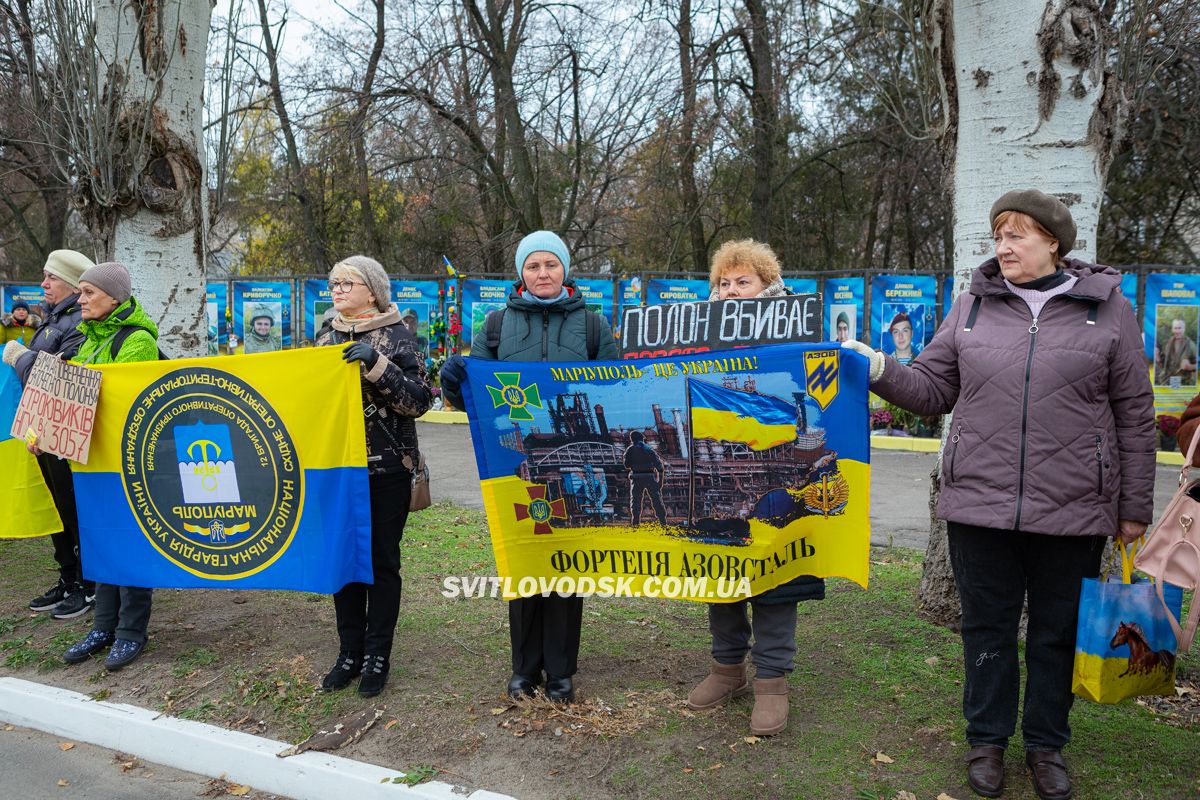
[321,651,362,691]
[545,676,574,703]
[507,673,538,699]
[358,654,389,697]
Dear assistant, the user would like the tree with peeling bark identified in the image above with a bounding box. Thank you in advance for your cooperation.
[912,0,1127,626]
[32,0,210,357]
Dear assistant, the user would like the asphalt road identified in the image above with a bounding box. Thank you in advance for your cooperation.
[0,724,272,799]
[418,421,1183,550]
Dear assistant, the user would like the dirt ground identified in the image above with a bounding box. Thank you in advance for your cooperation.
[2,506,1197,800]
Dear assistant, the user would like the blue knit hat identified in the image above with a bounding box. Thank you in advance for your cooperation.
[514,231,570,280]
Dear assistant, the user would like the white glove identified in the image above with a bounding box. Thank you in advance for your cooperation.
[840,340,885,383]
[2,339,28,367]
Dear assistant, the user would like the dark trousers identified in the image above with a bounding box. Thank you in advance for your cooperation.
[509,594,583,680]
[947,522,1106,751]
[708,599,798,678]
[630,474,666,525]
[334,469,410,657]
[37,452,92,591]
[93,584,153,644]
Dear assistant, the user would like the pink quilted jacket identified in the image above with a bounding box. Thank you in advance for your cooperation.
[873,258,1155,536]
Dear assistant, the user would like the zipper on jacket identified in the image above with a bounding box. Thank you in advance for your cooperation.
[541,309,550,360]
[1094,434,1104,495]
[1013,316,1039,528]
[948,425,961,483]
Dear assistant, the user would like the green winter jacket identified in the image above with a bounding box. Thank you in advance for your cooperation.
[71,297,160,365]
[471,281,618,363]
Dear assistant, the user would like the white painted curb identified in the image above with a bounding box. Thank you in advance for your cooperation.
[0,677,514,800]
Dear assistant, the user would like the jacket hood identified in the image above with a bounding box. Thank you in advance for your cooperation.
[970,257,1120,302]
[507,279,586,313]
[78,296,158,341]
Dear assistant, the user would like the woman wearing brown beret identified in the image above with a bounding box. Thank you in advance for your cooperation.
[844,189,1155,800]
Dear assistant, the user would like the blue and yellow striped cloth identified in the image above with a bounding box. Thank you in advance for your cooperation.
[0,364,62,538]
[689,378,797,450]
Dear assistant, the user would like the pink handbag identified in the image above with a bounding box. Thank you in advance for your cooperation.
[1134,423,1200,652]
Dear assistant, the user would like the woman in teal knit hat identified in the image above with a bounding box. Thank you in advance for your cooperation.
[440,230,617,702]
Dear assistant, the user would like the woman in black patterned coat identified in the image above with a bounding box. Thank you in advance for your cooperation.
[315,255,433,697]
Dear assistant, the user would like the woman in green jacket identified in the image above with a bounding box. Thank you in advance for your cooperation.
[440,231,617,702]
[60,262,161,671]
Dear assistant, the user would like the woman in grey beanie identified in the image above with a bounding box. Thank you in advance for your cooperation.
[315,256,433,698]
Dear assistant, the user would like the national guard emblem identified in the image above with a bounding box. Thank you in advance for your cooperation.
[804,350,839,411]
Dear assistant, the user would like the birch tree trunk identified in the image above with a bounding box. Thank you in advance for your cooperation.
[82,0,211,357]
[918,0,1124,625]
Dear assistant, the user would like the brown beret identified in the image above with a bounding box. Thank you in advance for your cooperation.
[989,189,1076,258]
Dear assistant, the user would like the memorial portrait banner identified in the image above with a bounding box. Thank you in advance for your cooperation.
[233,281,292,353]
[825,277,864,344]
[0,363,62,538]
[573,278,616,325]
[71,347,373,591]
[459,343,871,601]
[462,279,512,347]
[390,280,441,356]
[645,278,710,305]
[1145,273,1200,415]
[206,282,227,354]
[618,295,822,359]
[3,284,45,314]
[870,275,937,365]
[11,352,102,463]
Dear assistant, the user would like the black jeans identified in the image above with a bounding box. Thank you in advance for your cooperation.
[334,469,411,657]
[93,584,153,644]
[947,522,1105,751]
[509,594,583,680]
[629,474,667,525]
[37,452,93,592]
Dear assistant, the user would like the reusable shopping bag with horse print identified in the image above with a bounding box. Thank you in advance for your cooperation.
[1072,543,1184,704]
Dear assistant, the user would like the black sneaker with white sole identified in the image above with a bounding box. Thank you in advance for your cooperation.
[29,579,70,612]
[50,590,95,620]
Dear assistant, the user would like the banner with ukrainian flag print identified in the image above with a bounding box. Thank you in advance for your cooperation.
[71,348,373,592]
[0,364,63,538]
[460,343,871,602]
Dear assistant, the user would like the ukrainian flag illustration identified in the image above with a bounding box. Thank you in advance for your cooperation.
[0,364,62,538]
[688,378,797,450]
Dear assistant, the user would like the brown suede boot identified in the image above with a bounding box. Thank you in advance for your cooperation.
[686,660,749,709]
[749,676,789,735]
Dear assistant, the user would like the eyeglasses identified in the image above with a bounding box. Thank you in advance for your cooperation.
[328,279,365,293]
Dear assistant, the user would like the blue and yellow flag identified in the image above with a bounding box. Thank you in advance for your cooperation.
[0,364,62,538]
[72,348,373,591]
[689,378,797,450]
[461,344,870,601]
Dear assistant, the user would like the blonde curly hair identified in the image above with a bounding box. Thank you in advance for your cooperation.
[708,238,782,289]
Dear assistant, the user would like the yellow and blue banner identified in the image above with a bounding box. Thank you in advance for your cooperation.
[72,348,372,591]
[0,364,62,538]
[460,343,871,601]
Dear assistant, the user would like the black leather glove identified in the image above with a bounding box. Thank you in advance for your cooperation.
[439,354,467,390]
[342,341,379,370]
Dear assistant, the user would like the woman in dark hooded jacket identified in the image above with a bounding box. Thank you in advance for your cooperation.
[440,231,617,702]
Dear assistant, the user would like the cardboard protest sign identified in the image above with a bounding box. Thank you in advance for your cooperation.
[10,352,102,464]
[618,294,822,359]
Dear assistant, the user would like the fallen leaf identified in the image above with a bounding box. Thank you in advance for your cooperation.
[228,784,251,796]
[385,719,399,730]
[58,742,75,751]
[490,707,508,715]
[709,763,723,770]
[57,779,70,787]
[682,767,694,774]
[925,656,940,666]
[743,736,761,745]
[936,793,960,800]
[892,791,917,800]
[873,751,895,764]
